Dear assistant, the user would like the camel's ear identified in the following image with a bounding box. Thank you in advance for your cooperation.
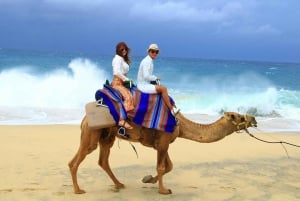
[224,112,234,120]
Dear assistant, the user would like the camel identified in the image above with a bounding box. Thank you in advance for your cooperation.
[68,111,257,195]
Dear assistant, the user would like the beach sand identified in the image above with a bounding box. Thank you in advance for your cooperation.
[1,123,300,201]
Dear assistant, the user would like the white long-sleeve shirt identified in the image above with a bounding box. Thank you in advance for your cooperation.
[137,55,157,84]
[112,54,130,81]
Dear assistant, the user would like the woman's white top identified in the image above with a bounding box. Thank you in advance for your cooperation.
[112,54,130,81]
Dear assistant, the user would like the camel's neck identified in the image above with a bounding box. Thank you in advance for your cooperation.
[177,113,237,143]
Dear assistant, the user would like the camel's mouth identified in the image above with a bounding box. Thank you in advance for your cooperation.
[249,117,257,127]
[251,122,257,127]
[244,115,257,128]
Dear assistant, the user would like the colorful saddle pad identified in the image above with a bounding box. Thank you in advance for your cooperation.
[95,84,177,133]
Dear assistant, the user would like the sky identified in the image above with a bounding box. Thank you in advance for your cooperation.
[0,0,299,63]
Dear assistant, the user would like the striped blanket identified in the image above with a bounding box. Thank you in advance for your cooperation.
[95,84,177,133]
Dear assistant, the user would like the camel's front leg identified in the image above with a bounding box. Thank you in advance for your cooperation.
[142,152,173,185]
[98,133,125,190]
[156,144,172,194]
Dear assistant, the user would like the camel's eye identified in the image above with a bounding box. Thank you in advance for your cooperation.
[231,114,235,120]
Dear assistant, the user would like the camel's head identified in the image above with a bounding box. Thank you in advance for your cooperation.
[223,112,257,132]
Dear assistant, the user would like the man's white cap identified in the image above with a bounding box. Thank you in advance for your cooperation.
[147,43,159,51]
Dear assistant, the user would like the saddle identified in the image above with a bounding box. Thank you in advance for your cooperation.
[86,84,177,133]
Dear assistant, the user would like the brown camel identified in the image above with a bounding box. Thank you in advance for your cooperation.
[68,112,257,194]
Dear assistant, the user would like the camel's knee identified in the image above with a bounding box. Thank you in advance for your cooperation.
[157,166,166,175]
[166,161,173,172]
[157,161,173,175]
[68,155,76,168]
[68,145,93,169]
[87,143,98,154]
[165,165,173,174]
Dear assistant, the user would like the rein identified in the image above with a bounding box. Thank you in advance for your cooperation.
[224,113,300,157]
[244,128,300,158]
[246,130,300,148]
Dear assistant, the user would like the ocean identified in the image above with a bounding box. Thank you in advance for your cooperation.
[1,48,300,132]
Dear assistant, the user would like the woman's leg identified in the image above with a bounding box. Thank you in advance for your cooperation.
[111,84,134,129]
[112,85,134,112]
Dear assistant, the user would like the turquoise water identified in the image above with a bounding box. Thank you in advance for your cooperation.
[1,48,300,131]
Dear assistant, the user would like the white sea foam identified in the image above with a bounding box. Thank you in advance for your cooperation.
[1,57,300,132]
[0,58,109,124]
[0,58,109,108]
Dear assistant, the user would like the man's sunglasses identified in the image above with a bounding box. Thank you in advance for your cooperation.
[150,50,159,54]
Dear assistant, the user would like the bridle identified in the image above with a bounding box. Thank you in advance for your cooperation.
[223,113,250,131]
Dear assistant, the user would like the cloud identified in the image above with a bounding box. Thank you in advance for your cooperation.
[129,1,244,23]
[1,0,299,62]
[230,24,282,36]
[43,0,106,10]
[255,24,281,35]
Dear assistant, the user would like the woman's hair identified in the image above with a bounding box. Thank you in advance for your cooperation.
[116,42,131,64]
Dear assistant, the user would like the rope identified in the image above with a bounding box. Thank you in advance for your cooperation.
[244,128,300,158]
[116,133,139,158]
[129,142,139,159]
[246,129,300,148]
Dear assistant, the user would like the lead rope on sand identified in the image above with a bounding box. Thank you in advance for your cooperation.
[117,138,139,159]
[244,128,300,158]
[129,142,139,159]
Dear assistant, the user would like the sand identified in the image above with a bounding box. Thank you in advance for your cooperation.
[1,124,300,201]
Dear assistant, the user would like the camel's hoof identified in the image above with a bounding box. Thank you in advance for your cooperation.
[142,175,153,183]
[159,188,172,195]
[74,189,86,194]
[115,183,125,189]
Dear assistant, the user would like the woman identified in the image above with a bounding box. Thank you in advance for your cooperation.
[111,42,134,129]
[137,43,179,116]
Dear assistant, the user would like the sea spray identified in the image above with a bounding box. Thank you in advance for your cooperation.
[0,58,109,108]
[1,49,300,131]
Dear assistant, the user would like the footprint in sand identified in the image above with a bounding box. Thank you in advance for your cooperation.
[0,189,13,193]
[53,191,65,196]
[220,186,236,191]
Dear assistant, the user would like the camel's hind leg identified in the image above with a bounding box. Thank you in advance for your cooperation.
[68,127,100,194]
[98,129,125,190]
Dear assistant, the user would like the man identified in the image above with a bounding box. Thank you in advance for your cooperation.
[137,43,179,116]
